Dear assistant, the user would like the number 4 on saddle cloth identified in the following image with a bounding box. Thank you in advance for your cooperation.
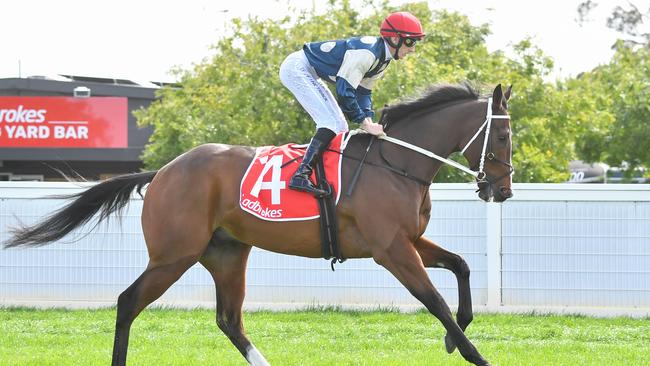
[239,133,346,222]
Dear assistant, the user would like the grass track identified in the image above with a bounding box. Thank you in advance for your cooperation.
[1,307,649,365]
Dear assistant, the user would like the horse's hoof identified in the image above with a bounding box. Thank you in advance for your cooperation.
[444,333,457,354]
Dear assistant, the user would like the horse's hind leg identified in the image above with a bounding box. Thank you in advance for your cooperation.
[112,203,211,365]
[373,235,489,366]
[112,253,202,366]
[200,229,270,366]
[415,236,473,353]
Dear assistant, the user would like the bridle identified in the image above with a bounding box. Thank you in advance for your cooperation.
[460,97,514,187]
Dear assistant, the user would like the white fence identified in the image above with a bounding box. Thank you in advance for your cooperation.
[1,182,649,317]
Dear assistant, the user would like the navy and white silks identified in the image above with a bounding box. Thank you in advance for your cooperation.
[279,36,392,133]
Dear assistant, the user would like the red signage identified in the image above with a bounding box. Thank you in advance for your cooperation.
[0,97,128,148]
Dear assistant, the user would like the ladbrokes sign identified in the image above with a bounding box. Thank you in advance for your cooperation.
[0,96,127,148]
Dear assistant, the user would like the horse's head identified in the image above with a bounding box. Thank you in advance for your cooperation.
[462,84,513,202]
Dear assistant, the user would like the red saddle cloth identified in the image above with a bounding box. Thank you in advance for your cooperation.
[239,133,344,221]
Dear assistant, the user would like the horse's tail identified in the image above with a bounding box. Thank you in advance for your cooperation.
[3,171,158,249]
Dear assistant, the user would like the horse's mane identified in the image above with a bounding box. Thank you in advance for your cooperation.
[382,82,480,122]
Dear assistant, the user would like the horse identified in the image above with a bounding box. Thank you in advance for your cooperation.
[3,82,513,366]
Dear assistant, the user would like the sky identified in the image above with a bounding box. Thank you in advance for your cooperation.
[0,0,628,84]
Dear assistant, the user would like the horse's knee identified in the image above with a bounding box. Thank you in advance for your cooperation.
[457,257,470,278]
[443,254,470,278]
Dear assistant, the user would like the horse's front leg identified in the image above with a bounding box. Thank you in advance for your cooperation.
[414,236,473,353]
[373,234,490,366]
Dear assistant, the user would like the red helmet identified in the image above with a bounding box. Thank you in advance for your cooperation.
[380,12,425,39]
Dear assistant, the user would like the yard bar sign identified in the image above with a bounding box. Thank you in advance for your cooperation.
[0,96,127,148]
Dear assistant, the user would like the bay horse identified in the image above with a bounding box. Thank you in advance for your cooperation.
[4,83,513,366]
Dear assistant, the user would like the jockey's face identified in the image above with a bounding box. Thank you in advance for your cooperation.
[388,37,417,59]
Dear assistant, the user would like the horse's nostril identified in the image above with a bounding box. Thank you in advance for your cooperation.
[500,187,513,198]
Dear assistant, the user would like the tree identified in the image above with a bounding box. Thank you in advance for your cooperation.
[570,42,650,170]
[573,2,650,174]
[136,1,578,183]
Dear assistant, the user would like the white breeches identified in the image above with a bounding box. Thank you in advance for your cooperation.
[279,50,348,134]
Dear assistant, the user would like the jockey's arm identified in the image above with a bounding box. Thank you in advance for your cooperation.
[335,79,375,123]
[335,49,376,123]
[336,79,384,135]
[355,86,384,135]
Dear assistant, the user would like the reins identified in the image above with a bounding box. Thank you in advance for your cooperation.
[284,146,432,186]
[346,97,510,182]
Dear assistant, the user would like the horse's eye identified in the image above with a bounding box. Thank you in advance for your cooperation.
[498,135,507,141]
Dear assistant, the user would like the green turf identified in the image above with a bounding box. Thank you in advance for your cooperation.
[1,307,648,365]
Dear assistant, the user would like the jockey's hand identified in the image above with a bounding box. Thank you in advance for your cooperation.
[360,117,385,137]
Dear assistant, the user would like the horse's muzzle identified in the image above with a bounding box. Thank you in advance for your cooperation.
[495,186,513,202]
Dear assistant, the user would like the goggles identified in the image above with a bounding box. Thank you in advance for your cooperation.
[403,37,420,47]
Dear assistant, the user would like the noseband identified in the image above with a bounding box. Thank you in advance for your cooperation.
[480,151,514,185]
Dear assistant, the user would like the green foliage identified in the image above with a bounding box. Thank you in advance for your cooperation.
[570,42,650,171]
[137,0,645,184]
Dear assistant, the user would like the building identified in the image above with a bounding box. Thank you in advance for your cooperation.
[0,75,171,181]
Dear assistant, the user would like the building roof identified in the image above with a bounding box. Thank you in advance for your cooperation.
[0,74,179,99]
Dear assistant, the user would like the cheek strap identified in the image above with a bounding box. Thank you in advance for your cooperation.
[384,37,404,60]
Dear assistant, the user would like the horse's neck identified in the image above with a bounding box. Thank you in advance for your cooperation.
[386,100,483,182]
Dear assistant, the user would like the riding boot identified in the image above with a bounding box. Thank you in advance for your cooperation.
[289,128,335,197]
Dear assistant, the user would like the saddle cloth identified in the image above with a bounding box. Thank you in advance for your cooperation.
[239,133,345,221]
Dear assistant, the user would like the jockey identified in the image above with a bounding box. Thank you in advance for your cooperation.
[279,11,425,196]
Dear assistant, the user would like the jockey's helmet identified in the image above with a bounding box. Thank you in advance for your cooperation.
[380,12,425,40]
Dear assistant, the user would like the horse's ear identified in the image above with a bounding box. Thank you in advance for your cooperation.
[492,84,503,112]
[501,84,512,110]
